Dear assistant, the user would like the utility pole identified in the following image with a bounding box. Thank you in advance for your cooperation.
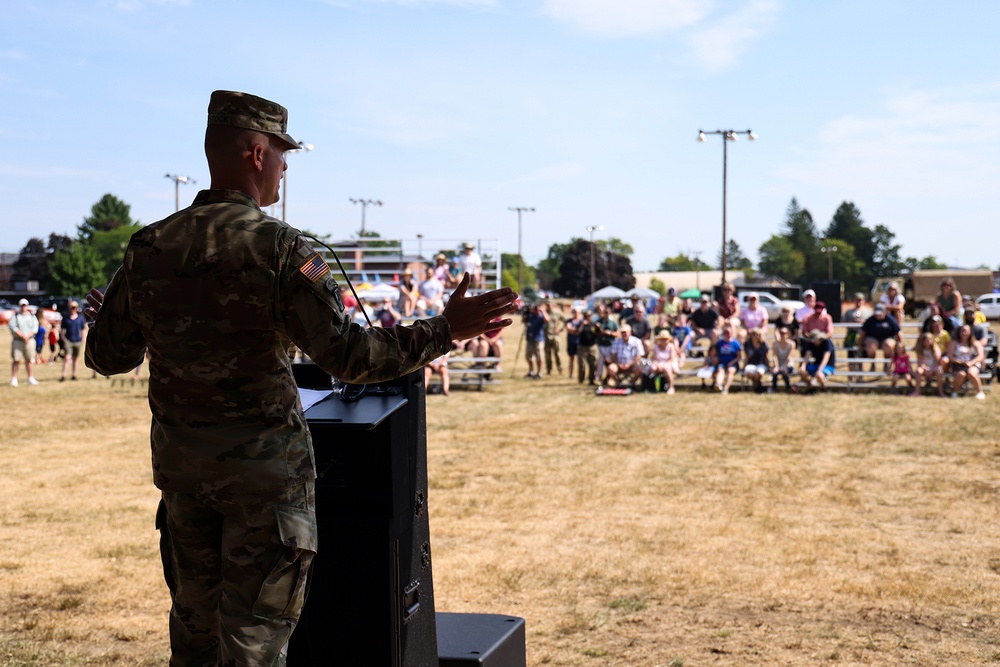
[697,129,757,283]
[586,225,604,294]
[350,198,383,236]
[508,207,535,295]
[164,174,195,212]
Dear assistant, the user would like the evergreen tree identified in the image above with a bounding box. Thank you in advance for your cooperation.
[716,240,753,271]
[79,194,139,240]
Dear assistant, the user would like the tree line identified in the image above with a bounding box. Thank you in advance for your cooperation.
[9,194,141,297]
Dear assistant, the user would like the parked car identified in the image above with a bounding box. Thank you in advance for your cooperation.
[738,292,805,321]
[976,294,1000,320]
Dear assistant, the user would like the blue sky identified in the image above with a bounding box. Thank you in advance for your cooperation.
[2,0,998,272]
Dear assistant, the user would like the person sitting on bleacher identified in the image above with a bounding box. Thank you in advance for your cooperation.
[947,325,986,399]
[709,322,741,395]
[742,328,770,394]
[926,315,951,371]
[690,295,720,347]
[963,302,989,345]
[771,326,795,393]
[739,293,769,343]
[647,330,678,394]
[799,329,836,390]
[879,282,906,324]
[912,332,945,397]
[801,300,833,347]
[604,324,645,388]
[672,312,694,368]
[856,304,901,371]
[424,352,450,396]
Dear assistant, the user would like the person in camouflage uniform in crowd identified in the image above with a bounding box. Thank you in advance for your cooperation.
[542,301,565,376]
[85,90,517,667]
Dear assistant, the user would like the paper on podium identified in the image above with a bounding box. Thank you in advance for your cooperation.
[299,388,334,412]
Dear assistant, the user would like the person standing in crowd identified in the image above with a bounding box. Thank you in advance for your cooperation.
[594,303,619,383]
[59,300,87,381]
[575,310,599,385]
[524,302,547,379]
[542,301,565,376]
[9,299,39,386]
[85,90,517,666]
[33,313,48,365]
[564,306,583,380]
[456,242,482,289]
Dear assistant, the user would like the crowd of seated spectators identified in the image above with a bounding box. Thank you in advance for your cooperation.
[575,280,992,399]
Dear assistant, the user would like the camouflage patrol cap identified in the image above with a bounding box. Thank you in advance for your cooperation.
[207,90,300,150]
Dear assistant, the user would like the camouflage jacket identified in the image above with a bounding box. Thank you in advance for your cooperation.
[86,190,451,494]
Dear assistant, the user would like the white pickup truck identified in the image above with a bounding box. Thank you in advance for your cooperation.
[737,292,805,321]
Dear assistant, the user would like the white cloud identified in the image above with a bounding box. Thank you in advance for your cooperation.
[543,0,711,38]
[777,84,1000,198]
[686,0,780,72]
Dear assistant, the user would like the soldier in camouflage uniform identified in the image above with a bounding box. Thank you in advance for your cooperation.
[85,90,517,667]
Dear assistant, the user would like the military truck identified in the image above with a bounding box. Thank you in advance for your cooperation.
[872,270,994,317]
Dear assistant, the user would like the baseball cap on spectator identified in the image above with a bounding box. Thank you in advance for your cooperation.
[808,329,828,340]
[668,287,676,295]
[700,294,710,302]
[814,301,825,312]
[803,289,816,298]
[931,315,943,322]
[18,298,28,306]
[747,292,758,300]
[854,292,865,300]
[874,303,886,313]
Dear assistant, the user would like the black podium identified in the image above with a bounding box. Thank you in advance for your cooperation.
[287,366,525,667]
[288,369,438,666]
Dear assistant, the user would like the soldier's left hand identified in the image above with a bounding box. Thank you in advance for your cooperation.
[85,288,105,322]
[443,273,519,341]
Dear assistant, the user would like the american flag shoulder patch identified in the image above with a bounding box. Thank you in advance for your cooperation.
[298,253,330,283]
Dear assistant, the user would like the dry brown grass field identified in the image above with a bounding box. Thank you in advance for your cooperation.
[1,321,999,666]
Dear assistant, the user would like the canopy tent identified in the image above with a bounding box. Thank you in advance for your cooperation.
[679,288,704,300]
[627,286,660,300]
[355,283,400,301]
[588,285,627,300]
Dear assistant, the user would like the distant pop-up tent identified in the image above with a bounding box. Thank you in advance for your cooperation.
[588,285,627,300]
[679,288,703,300]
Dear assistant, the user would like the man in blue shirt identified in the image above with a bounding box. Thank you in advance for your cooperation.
[710,323,742,394]
[524,303,547,378]
[60,300,88,381]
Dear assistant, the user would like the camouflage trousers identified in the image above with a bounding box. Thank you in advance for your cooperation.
[544,337,561,374]
[156,483,317,667]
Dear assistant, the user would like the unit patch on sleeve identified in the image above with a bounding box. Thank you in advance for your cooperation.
[297,253,330,283]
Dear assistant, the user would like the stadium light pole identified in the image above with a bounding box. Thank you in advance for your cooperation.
[350,198,383,237]
[164,174,195,212]
[282,142,313,222]
[586,224,605,294]
[820,245,839,281]
[697,129,756,284]
[508,207,535,295]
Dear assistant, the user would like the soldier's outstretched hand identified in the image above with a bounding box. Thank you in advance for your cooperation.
[443,273,519,341]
